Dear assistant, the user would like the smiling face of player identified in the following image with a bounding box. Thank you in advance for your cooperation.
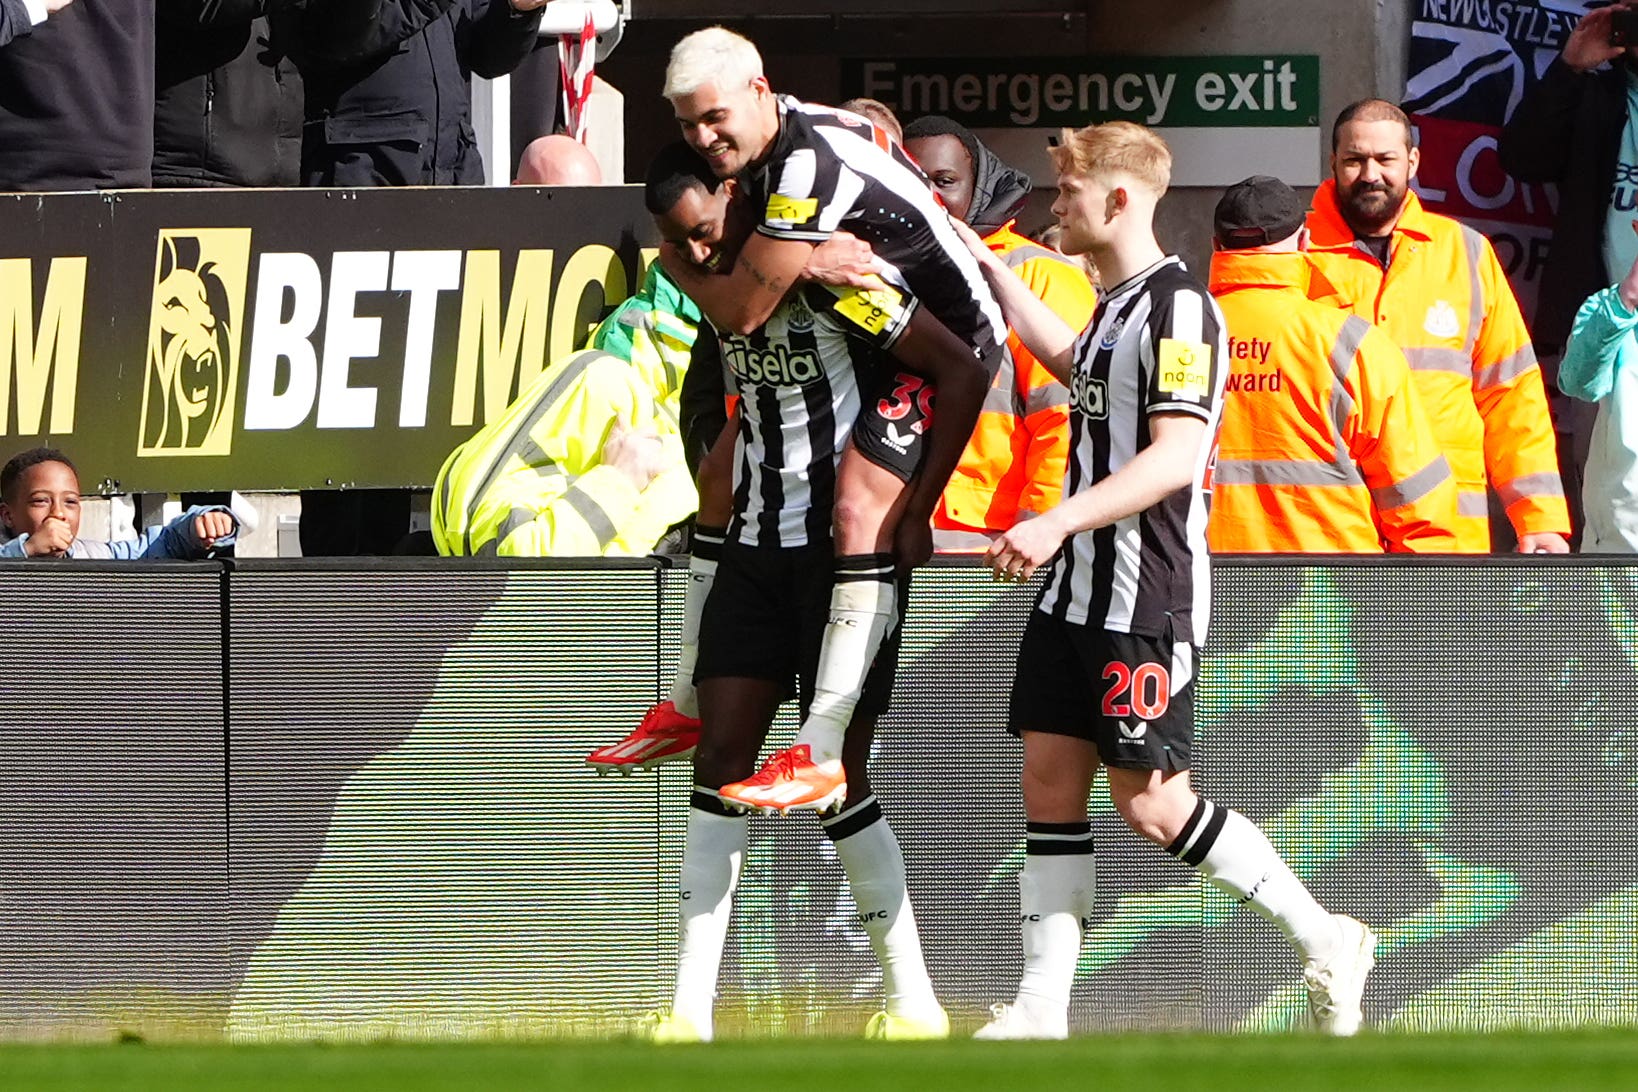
[655,180,758,273]
[670,76,778,180]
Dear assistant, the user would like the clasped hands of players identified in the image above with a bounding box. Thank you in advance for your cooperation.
[21,509,235,558]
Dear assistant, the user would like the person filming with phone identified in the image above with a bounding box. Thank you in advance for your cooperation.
[1501,1,1638,543]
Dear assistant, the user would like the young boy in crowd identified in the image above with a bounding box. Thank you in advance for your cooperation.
[0,448,237,559]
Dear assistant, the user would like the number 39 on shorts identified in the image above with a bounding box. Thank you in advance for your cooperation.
[1101,661,1170,719]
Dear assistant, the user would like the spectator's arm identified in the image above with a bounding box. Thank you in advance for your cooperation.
[121,505,240,559]
[1465,231,1571,538]
[290,0,459,67]
[1560,286,1638,403]
[494,464,646,556]
[1497,56,1590,183]
[458,0,543,80]
[0,0,49,49]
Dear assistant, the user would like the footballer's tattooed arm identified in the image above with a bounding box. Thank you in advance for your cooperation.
[660,231,816,336]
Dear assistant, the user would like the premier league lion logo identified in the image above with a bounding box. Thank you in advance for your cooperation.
[139,228,250,457]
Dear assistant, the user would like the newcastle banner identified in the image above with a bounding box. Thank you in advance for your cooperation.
[1405,0,1593,319]
[0,186,657,493]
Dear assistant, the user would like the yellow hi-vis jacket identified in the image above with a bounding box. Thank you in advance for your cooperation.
[1306,182,1568,551]
[431,349,696,557]
[1206,251,1460,553]
[933,222,1095,548]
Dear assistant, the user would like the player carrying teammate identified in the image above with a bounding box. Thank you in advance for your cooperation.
[589,26,1007,815]
[956,122,1378,1039]
[638,142,970,1042]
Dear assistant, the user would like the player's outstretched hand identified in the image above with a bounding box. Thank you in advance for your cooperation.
[805,231,881,288]
[24,515,73,557]
[949,217,1003,272]
[987,510,1068,583]
[194,510,236,549]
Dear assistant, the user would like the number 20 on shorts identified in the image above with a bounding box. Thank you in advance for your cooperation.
[1101,661,1170,719]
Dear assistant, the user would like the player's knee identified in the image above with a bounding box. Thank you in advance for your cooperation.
[832,490,885,548]
[1020,766,1089,824]
[1111,787,1184,846]
[692,738,754,788]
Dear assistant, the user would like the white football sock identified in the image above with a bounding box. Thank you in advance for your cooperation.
[796,555,896,764]
[1015,823,1095,1022]
[670,791,746,1039]
[666,526,723,719]
[824,796,940,1016]
[1167,798,1341,964]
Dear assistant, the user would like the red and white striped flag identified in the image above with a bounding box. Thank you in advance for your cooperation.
[558,10,597,143]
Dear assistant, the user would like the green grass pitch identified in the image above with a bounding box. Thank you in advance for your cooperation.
[4,1031,1637,1092]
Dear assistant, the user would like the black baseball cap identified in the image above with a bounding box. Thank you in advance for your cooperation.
[1213,175,1307,249]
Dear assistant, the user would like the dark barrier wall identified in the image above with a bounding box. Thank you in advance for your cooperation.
[1,559,1635,1040]
[0,187,657,493]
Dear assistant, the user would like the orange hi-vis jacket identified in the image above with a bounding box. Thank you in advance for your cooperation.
[1306,181,1568,551]
[933,221,1096,547]
[1206,250,1460,553]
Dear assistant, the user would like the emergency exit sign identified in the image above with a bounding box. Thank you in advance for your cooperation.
[841,55,1324,185]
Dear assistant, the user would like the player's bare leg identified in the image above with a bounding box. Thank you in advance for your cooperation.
[588,419,737,774]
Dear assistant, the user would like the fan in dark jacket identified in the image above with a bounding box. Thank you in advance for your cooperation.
[1499,6,1634,355]
[155,0,303,188]
[1,0,71,50]
[0,0,153,190]
[270,0,547,188]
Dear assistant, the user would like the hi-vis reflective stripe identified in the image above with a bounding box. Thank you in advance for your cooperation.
[1213,458,1364,487]
[1474,346,1538,391]
[1460,225,1487,356]
[1326,315,1369,468]
[1497,471,1566,506]
[1458,491,1489,518]
[1403,346,1471,376]
[1370,454,1450,510]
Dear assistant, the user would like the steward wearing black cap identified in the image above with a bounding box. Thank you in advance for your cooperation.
[1206,175,1460,553]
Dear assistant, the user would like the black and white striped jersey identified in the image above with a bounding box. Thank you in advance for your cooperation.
[721,278,917,549]
[745,95,1007,366]
[1037,256,1227,646]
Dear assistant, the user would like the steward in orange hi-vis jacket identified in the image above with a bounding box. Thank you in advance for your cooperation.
[935,223,1096,542]
[1306,178,1568,553]
[1208,248,1460,553]
[901,116,1097,551]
